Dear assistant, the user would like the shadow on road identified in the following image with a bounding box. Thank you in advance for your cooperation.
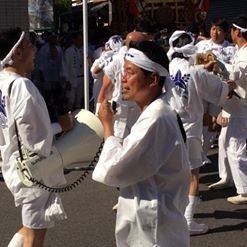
[0,172,4,182]
[205,222,247,234]
[196,209,247,220]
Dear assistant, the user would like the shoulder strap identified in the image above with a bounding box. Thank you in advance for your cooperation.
[8,79,16,97]
[176,114,187,143]
[8,79,24,161]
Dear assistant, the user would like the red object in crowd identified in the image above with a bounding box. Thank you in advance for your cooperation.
[126,0,144,17]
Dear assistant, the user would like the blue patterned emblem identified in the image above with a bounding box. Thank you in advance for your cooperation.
[0,90,7,128]
[170,70,190,90]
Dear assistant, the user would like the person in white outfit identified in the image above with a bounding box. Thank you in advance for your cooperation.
[212,110,234,189]
[196,17,235,166]
[215,15,247,204]
[38,32,64,120]
[96,31,152,139]
[62,32,84,111]
[96,31,154,212]
[167,30,236,235]
[93,40,191,247]
[90,35,123,110]
[0,28,73,247]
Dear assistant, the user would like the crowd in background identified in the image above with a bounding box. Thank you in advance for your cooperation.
[0,12,246,245]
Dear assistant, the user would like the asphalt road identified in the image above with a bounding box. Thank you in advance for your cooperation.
[1,149,247,247]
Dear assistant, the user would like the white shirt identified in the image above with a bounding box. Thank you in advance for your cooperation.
[93,97,190,247]
[222,44,247,118]
[169,58,229,138]
[196,39,235,63]
[62,44,84,87]
[38,43,63,85]
[0,70,65,206]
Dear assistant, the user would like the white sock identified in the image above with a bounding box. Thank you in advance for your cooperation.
[8,233,24,247]
[184,195,199,224]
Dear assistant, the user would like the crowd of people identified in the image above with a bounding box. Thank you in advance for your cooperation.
[0,13,246,247]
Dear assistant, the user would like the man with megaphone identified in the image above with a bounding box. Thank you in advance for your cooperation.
[0,28,74,247]
[93,41,191,246]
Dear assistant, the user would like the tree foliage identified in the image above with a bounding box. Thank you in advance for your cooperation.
[53,0,72,29]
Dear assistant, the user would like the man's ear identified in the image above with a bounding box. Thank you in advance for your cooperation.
[149,73,160,87]
[12,47,22,60]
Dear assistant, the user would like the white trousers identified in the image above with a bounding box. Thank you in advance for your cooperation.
[218,126,233,182]
[224,118,247,194]
[66,78,84,109]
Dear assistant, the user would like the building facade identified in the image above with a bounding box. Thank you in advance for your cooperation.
[0,0,29,32]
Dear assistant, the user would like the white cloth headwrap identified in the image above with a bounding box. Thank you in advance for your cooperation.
[125,48,169,77]
[233,23,247,33]
[167,30,197,61]
[105,35,123,52]
[0,31,25,71]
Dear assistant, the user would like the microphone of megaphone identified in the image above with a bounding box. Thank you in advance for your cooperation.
[16,109,104,187]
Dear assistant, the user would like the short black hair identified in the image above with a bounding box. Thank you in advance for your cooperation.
[211,17,229,33]
[129,40,169,87]
[134,19,154,34]
[232,15,247,39]
[0,27,23,60]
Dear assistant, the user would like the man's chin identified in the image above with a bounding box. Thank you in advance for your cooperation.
[121,93,128,101]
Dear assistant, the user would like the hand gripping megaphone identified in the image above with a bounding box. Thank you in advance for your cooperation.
[16,109,104,187]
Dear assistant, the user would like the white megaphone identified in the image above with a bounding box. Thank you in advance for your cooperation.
[16,109,104,187]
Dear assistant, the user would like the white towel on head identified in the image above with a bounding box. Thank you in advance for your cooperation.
[125,48,169,77]
[167,30,197,61]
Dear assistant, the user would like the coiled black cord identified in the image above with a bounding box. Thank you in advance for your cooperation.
[27,140,104,193]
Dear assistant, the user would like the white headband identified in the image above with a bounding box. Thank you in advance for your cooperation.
[232,23,247,33]
[125,48,169,77]
[0,31,25,71]
[167,30,197,61]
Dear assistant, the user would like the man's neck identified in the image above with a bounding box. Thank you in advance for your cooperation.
[237,39,247,49]
[5,66,26,77]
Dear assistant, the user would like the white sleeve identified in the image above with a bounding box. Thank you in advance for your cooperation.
[224,51,247,99]
[193,68,229,106]
[11,78,53,157]
[92,115,178,187]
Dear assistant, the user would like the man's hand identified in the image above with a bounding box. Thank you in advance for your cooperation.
[216,112,229,127]
[98,99,114,139]
[58,112,74,133]
[203,60,216,72]
[226,80,237,99]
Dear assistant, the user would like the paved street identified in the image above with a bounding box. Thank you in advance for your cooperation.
[1,149,247,247]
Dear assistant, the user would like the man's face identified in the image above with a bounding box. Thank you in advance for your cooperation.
[19,36,36,74]
[210,25,226,44]
[121,60,151,102]
[74,34,83,47]
[230,27,238,44]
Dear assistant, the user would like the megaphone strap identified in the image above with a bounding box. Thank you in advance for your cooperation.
[24,140,105,193]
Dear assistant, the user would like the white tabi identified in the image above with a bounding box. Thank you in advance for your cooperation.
[169,58,229,168]
[0,70,66,206]
[93,97,190,247]
[221,44,247,194]
[103,46,141,139]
